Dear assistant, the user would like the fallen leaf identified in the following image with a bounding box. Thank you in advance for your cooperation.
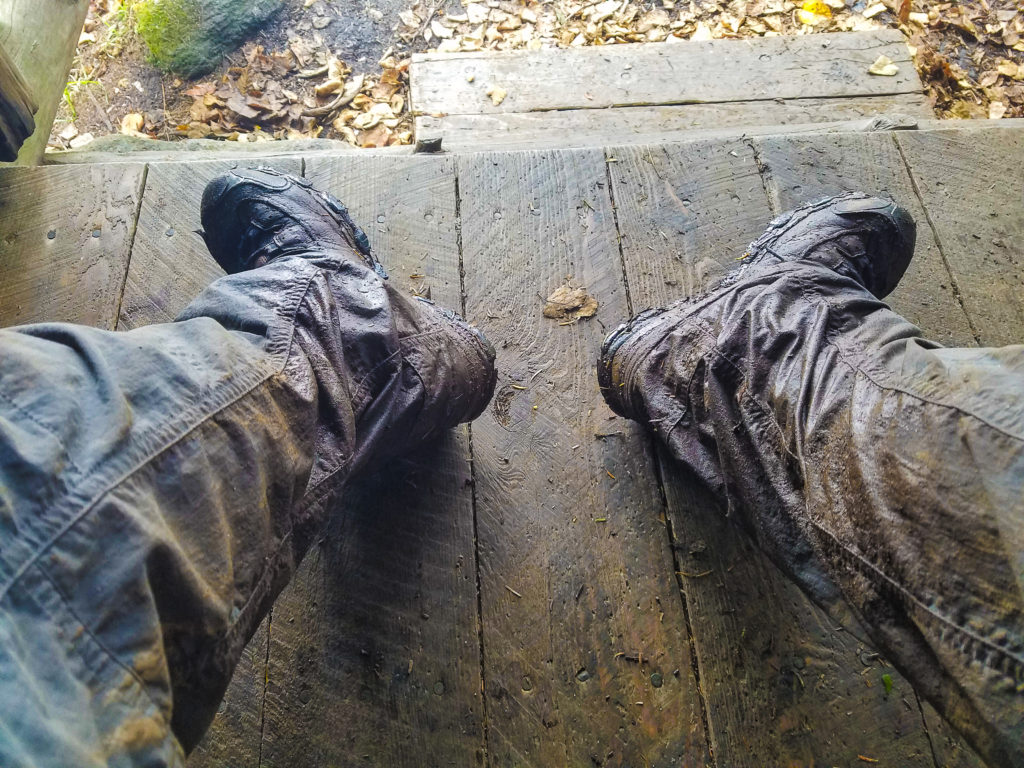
[989,101,1007,119]
[863,3,887,19]
[997,60,1022,80]
[69,132,95,149]
[690,21,713,40]
[120,112,145,135]
[543,283,599,320]
[868,54,900,76]
[486,85,507,106]
[797,0,832,26]
[897,0,910,25]
[431,19,454,38]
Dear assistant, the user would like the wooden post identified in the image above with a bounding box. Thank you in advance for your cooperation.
[0,0,90,165]
[0,40,35,161]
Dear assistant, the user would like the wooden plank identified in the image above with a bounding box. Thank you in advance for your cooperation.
[416,95,928,152]
[458,147,709,767]
[607,138,939,766]
[412,30,921,116]
[117,158,301,330]
[0,0,90,165]
[0,164,144,329]
[920,699,988,768]
[186,620,267,768]
[895,126,1024,346]
[752,131,976,347]
[258,155,485,767]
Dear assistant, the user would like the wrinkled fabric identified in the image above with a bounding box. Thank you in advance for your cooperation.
[602,258,1024,766]
[0,250,494,767]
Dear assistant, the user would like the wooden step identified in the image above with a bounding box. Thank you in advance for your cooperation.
[3,121,1020,768]
[411,30,929,151]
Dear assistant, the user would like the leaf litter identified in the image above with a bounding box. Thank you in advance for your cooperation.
[55,0,1024,152]
[543,281,599,321]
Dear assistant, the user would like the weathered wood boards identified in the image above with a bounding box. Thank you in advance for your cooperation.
[0,163,144,329]
[416,96,929,152]
[258,155,486,767]
[0,124,1017,767]
[0,0,91,165]
[458,148,709,767]
[895,125,1024,346]
[413,31,920,116]
[606,138,940,766]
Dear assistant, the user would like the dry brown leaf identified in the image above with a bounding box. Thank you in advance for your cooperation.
[316,78,346,97]
[119,112,145,135]
[486,85,507,105]
[543,283,599,320]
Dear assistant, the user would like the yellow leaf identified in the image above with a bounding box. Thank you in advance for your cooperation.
[800,1,832,16]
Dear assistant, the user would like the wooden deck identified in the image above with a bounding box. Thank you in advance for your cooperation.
[1,123,1022,767]
[410,30,932,151]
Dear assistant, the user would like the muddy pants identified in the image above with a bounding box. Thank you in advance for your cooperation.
[0,251,493,766]
[604,259,1024,766]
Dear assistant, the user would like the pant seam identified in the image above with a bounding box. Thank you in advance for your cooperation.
[32,561,171,723]
[0,269,322,606]
[0,384,85,479]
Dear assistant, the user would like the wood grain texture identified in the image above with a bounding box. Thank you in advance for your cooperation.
[458,148,709,768]
[752,131,976,347]
[0,163,144,328]
[258,155,485,768]
[412,31,920,116]
[416,95,928,152]
[608,137,938,767]
[896,126,1024,346]
[920,699,988,768]
[0,0,90,165]
[186,620,267,768]
[117,158,301,330]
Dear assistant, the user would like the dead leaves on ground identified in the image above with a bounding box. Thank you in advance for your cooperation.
[172,44,412,146]
[398,0,1022,120]
[72,0,1024,152]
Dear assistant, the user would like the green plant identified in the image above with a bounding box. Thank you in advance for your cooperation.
[62,78,100,121]
[97,0,133,56]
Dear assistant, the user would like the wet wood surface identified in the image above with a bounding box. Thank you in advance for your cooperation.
[0,125,1014,767]
[607,137,947,767]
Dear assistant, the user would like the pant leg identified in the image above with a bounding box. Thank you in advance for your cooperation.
[0,250,490,766]
[613,261,1024,766]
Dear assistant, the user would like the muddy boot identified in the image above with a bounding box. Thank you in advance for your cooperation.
[200,167,497,453]
[597,193,1024,767]
[598,192,916,421]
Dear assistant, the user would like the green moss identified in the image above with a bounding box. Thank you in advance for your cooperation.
[134,0,203,72]
[132,0,284,78]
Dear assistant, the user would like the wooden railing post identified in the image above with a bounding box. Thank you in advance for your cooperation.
[0,40,35,161]
[0,0,91,165]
